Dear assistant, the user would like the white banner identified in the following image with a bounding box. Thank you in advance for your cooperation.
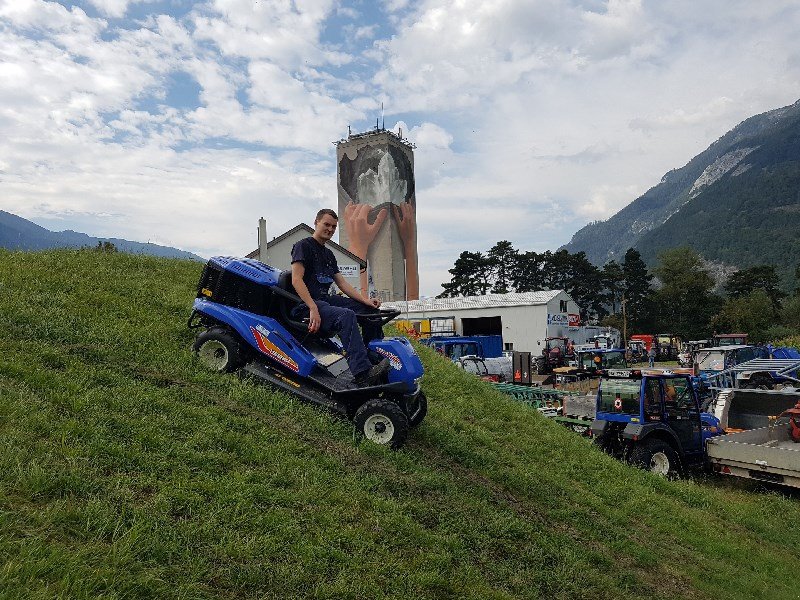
[547,313,569,326]
[339,264,359,278]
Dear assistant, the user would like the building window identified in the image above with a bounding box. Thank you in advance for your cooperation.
[504,343,514,351]
[560,300,568,313]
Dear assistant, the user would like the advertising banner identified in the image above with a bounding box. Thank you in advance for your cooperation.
[547,313,569,326]
[568,313,581,327]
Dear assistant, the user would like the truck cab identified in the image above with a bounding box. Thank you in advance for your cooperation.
[591,372,723,476]
[426,338,483,361]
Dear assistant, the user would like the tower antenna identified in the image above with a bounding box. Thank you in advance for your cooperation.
[381,101,385,129]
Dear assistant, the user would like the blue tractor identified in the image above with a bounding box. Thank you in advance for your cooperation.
[591,370,724,477]
[188,257,427,449]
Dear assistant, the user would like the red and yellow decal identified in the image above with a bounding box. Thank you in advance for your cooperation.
[250,326,300,372]
[375,346,402,371]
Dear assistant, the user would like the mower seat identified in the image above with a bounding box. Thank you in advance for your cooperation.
[274,270,336,338]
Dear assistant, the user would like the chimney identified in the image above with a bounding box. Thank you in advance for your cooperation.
[258,217,267,262]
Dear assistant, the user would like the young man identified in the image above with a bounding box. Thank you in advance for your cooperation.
[290,209,389,386]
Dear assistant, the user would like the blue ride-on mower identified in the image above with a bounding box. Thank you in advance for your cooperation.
[188,256,427,449]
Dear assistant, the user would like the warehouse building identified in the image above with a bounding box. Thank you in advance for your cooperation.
[385,291,616,353]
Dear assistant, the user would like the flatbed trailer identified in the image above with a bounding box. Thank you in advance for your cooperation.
[707,426,800,488]
[490,382,594,433]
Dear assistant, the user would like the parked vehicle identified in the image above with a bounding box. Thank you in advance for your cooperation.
[534,336,574,375]
[656,334,682,360]
[629,334,681,361]
[706,387,800,430]
[458,355,513,383]
[694,345,767,376]
[591,371,724,477]
[421,334,503,360]
[627,339,647,363]
[555,348,628,384]
[707,400,800,489]
[678,339,711,367]
[591,370,800,489]
[713,333,748,347]
[703,347,800,390]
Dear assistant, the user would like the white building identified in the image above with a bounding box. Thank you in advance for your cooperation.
[246,223,365,291]
[384,290,602,353]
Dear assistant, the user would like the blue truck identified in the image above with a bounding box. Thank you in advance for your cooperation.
[420,334,503,361]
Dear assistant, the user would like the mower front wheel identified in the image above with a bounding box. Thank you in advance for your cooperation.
[354,400,409,449]
[194,328,245,373]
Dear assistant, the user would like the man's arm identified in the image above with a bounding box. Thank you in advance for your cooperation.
[291,262,322,333]
[334,273,381,308]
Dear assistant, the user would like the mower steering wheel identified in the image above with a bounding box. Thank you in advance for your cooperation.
[357,308,401,327]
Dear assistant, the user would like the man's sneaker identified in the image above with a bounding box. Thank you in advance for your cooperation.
[353,358,390,387]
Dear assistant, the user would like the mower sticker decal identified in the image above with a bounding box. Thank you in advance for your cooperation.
[250,326,300,372]
[375,347,402,371]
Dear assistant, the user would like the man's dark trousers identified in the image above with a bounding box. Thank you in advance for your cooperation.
[298,295,383,377]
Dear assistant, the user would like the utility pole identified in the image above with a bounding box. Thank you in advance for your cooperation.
[621,293,628,358]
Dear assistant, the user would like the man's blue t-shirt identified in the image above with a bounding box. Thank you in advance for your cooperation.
[290,237,340,300]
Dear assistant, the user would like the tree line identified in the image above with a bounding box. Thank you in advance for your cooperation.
[439,242,800,343]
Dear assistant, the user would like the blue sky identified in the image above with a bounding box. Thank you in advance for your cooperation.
[2,0,800,295]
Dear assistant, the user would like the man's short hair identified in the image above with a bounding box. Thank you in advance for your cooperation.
[315,208,338,222]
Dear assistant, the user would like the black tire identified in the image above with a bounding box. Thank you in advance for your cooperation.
[193,328,245,373]
[406,392,428,428]
[354,400,409,449]
[628,439,681,478]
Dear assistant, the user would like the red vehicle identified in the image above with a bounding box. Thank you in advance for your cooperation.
[629,334,655,353]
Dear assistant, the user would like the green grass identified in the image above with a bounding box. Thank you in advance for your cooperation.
[2,249,800,599]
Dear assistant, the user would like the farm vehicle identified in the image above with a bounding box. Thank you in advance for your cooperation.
[590,371,800,488]
[188,257,426,449]
[534,336,575,375]
[628,333,681,361]
[694,345,800,391]
[553,348,629,386]
[457,355,513,383]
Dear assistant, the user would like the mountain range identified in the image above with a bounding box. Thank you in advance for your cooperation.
[563,98,800,285]
[0,210,202,261]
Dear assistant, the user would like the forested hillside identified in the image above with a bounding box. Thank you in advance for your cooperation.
[563,99,800,286]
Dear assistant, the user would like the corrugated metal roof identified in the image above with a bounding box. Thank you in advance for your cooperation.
[383,290,564,313]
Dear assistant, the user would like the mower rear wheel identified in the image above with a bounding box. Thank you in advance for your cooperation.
[354,400,409,449]
[407,392,428,428]
[194,329,244,373]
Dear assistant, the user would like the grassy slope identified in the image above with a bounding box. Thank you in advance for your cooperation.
[1,250,800,599]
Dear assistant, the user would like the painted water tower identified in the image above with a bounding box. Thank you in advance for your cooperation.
[335,126,419,301]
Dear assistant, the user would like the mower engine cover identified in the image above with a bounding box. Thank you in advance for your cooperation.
[370,337,424,387]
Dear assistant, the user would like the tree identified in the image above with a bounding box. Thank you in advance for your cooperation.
[601,260,625,315]
[487,241,518,294]
[513,251,545,292]
[652,246,719,339]
[621,248,653,332]
[724,265,786,310]
[438,251,492,297]
[711,289,776,343]
[566,252,606,322]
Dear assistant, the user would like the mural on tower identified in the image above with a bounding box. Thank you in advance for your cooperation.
[336,130,419,301]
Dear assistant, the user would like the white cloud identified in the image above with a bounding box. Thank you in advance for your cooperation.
[2,0,800,297]
[85,0,132,19]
